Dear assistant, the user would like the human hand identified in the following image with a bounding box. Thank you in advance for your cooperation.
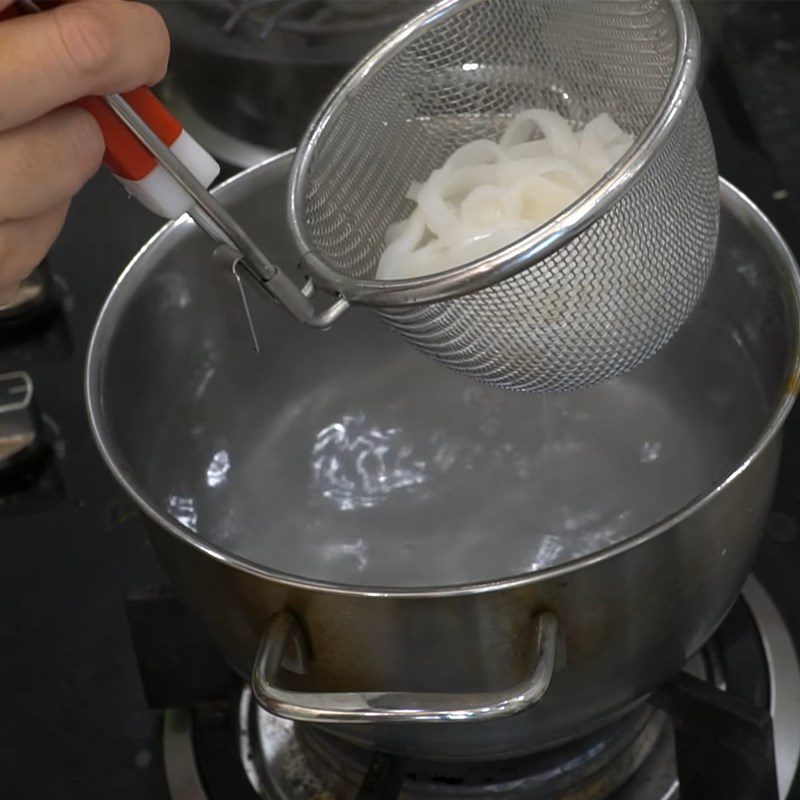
[0,0,169,304]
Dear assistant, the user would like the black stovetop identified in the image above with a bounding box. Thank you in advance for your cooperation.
[2,3,800,798]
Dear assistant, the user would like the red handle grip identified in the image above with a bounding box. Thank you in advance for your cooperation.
[75,89,184,181]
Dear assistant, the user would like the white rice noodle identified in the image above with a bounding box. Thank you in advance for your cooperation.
[376,108,634,281]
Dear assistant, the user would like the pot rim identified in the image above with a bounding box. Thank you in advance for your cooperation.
[85,159,800,599]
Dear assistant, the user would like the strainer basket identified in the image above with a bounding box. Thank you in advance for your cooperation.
[289,0,719,392]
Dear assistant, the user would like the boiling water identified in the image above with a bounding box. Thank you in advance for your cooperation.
[152,306,768,588]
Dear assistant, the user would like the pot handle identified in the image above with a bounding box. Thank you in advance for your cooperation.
[251,610,559,724]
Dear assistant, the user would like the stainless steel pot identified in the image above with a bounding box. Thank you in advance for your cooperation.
[86,153,800,760]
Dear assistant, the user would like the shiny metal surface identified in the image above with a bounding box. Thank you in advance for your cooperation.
[743,578,800,798]
[163,709,209,800]
[290,0,718,391]
[87,155,800,758]
[252,611,558,723]
[0,371,39,470]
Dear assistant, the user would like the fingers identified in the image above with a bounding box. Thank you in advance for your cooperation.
[0,0,169,298]
[0,201,70,301]
[0,0,170,131]
[0,105,104,222]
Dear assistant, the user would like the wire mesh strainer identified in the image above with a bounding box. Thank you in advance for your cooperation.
[67,0,718,393]
[288,0,719,392]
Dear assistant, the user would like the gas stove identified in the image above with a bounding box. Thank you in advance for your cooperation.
[2,2,800,799]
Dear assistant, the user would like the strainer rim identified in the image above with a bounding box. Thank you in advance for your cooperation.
[288,0,701,307]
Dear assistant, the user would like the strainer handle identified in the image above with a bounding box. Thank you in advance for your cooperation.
[100,92,349,330]
[251,610,558,724]
[11,1,347,331]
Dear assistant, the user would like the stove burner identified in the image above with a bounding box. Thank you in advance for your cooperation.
[243,703,664,800]
[155,579,800,800]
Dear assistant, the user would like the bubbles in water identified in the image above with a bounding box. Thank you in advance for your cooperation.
[321,537,368,571]
[167,495,197,531]
[206,449,231,488]
[195,367,217,399]
[639,441,662,464]
[530,535,564,570]
[735,260,759,288]
[311,413,428,511]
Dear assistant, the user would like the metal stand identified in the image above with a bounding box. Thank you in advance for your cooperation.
[653,671,779,800]
[126,586,237,709]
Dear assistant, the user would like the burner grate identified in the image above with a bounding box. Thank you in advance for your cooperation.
[652,673,778,800]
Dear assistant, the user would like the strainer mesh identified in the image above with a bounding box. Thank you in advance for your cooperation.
[295,0,719,391]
